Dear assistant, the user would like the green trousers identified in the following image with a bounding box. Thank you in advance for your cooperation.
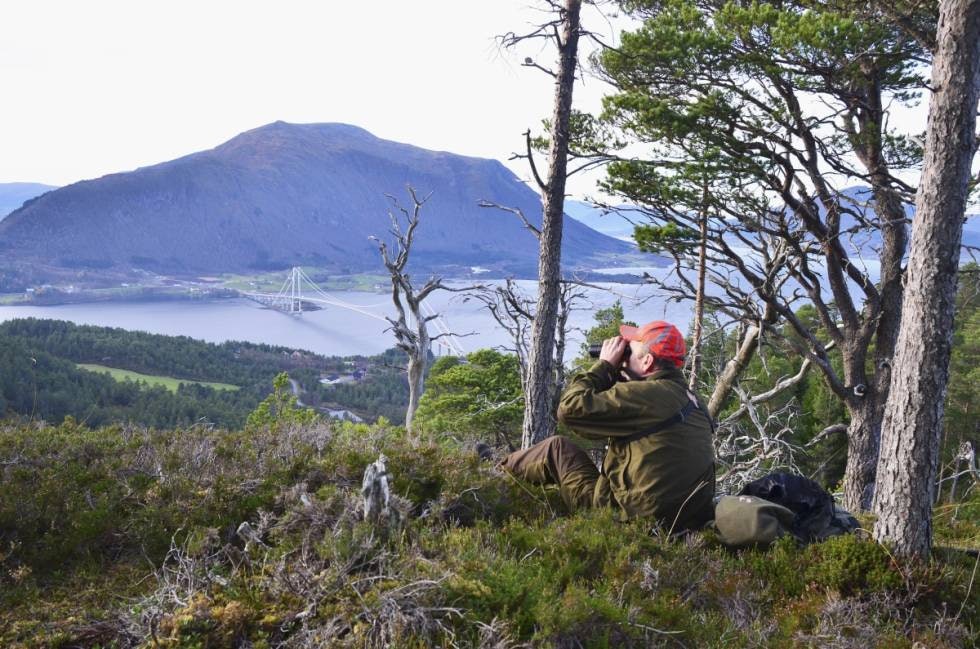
[499,436,611,512]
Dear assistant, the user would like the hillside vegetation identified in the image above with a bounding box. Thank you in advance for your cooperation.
[1,414,976,648]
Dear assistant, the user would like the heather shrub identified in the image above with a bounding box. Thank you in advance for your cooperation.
[806,533,904,595]
[1,418,976,648]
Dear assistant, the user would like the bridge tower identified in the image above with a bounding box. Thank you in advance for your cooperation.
[244,268,465,357]
[289,266,303,314]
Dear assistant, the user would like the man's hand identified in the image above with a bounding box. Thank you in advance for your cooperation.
[599,336,628,366]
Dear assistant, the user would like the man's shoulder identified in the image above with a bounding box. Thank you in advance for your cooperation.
[637,371,688,395]
[644,367,686,384]
[610,373,689,407]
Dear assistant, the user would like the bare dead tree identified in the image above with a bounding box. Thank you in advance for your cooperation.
[714,388,804,495]
[943,441,979,504]
[467,278,589,448]
[719,351,823,424]
[468,278,535,376]
[708,332,838,494]
[371,187,476,434]
[873,0,980,557]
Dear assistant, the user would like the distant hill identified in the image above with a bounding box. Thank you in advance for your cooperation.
[0,182,56,221]
[829,187,980,255]
[0,123,637,287]
[564,200,642,241]
[567,190,980,257]
[962,212,980,251]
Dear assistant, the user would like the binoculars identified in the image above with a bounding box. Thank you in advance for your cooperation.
[587,343,632,361]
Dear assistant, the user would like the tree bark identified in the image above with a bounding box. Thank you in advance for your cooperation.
[689,190,709,391]
[843,397,881,510]
[522,0,582,448]
[873,0,980,557]
[404,304,430,433]
[706,304,777,419]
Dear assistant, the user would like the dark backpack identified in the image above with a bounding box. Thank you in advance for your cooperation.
[715,472,859,548]
[740,472,858,542]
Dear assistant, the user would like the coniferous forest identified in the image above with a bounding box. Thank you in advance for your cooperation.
[0,318,409,428]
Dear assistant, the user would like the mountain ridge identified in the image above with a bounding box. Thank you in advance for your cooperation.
[564,191,980,255]
[0,122,639,289]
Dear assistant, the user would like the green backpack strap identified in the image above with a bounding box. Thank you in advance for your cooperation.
[714,495,797,548]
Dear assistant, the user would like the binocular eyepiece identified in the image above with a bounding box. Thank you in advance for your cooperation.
[587,343,632,361]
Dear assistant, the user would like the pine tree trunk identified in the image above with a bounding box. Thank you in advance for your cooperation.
[842,398,881,511]
[873,0,980,557]
[838,138,909,512]
[522,0,582,448]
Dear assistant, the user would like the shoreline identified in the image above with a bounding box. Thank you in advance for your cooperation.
[0,278,687,359]
[0,269,652,308]
[0,286,242,307]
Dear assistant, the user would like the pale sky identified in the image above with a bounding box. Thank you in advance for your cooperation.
[0,1,618,197]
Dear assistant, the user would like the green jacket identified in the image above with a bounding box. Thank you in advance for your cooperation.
[557,361,715,531]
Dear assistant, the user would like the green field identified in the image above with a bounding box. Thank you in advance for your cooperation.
[76,364,239,393]
[0,293,24,305]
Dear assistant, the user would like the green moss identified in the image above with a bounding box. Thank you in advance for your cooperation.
[536,582,642,647]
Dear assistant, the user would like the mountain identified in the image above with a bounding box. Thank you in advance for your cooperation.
[0,182,57,221]
[828,187,980,255]
[0,123,636,285]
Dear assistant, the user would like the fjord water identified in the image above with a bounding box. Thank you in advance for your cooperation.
[0,278,690,359]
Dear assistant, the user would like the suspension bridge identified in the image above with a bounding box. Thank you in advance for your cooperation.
[240,267,466,356]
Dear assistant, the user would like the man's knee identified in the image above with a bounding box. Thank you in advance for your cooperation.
[544,435,575,452]
[500,436,602,512]
[546,436,596,478]
[499,436,582,485]
[500,437,561,483]
[540,435,572,462]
